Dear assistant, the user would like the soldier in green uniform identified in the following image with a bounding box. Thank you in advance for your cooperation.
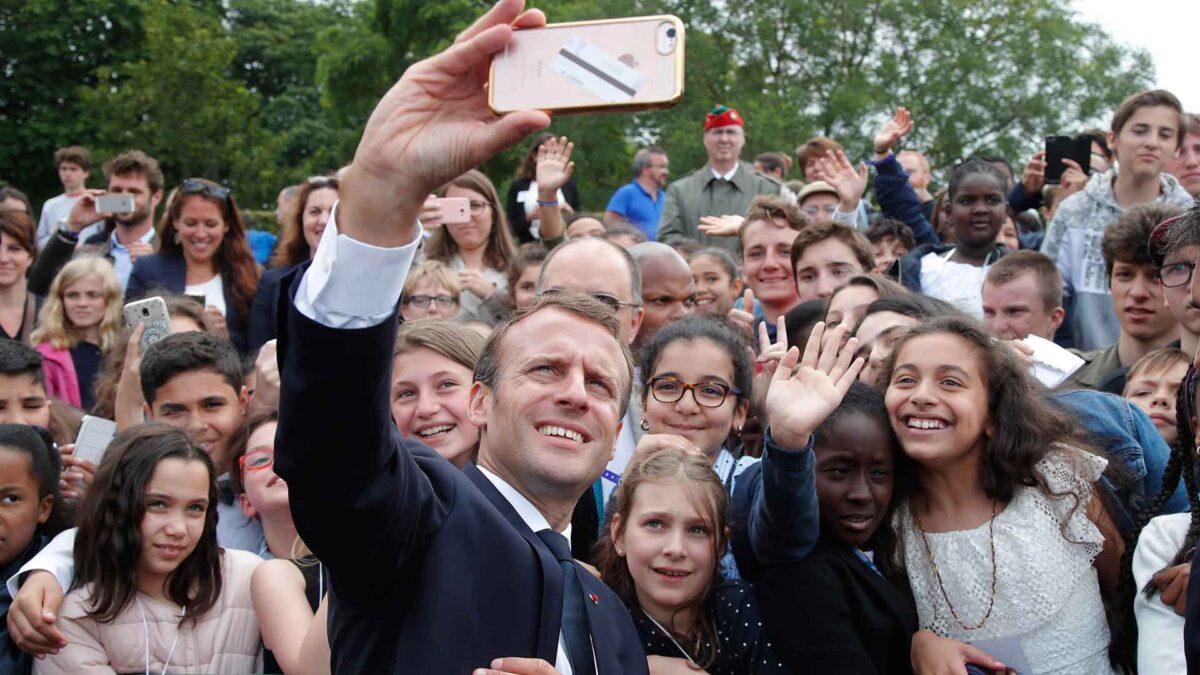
[657,105,783,254]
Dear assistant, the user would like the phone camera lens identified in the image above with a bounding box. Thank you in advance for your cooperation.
[666,27,677,38]
[142,308,149,316]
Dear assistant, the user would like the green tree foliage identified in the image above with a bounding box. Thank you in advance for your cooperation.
[0,0,1157,217]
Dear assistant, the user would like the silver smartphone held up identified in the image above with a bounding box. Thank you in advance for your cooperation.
[94,193,135,214]
[123,297,171,351]
[74,415,118,465]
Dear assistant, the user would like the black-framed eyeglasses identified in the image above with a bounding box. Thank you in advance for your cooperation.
[538,288,641,311]
[648,376,741,408]
[1158,261,1195,288]
[403,294,458,309]
[180,178,231,202]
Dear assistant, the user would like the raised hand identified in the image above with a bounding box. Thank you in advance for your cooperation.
[535,137,575,193]
[763,321,864,449]
[65,189,108,232]
[420,195,446,228]
[1021,151,1046,195]
[727,288,756,339]
[458,269,497,299]
[750,315,789,416]
[697,214,745,238]
[874,107,913,156]
[815,149,868,212]
[338,0,552,248]
[1057,158,1088,201]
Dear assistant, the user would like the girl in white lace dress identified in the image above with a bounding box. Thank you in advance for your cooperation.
[877,316,1125,675]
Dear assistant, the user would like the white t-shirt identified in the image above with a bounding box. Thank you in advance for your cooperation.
[186,274,226,317]
[35,194,82,250]
[919,249,987,319]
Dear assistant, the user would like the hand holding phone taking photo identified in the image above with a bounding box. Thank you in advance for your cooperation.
[94,193,135,214]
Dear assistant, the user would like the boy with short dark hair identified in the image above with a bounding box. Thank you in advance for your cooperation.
[35,147,91,251]
[865,218,915,273]
[0,340,51,429]
[790,221,874,302]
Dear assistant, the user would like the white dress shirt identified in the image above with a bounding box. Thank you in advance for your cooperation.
[710,162,739,182]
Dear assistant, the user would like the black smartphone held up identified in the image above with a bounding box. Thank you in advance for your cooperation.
[1044,135,1092,185]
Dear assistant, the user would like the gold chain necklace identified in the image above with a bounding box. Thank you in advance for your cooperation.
[913,499,998,631]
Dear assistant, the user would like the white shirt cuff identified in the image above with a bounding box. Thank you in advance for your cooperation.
[7,528,76,598]
[295,202,423,329]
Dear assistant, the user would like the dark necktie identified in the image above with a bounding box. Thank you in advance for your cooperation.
[537,529,596,675]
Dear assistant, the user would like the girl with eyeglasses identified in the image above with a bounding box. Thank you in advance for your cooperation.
[248,177,338,352]
[400,261,462,322]
[424,170,518,326]
[36,423,263,674]
[126,178,261,353]
[230,410,332,675]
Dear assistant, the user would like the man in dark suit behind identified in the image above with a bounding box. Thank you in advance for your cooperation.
[273,1,649,673]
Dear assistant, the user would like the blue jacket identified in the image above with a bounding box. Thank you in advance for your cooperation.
[126,252,250,353]
[1050,390,1188,523]
[871,153,941,248]
[247,265,294,352]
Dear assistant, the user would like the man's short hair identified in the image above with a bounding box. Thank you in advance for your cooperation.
[795,136,844,170]
[103,150,164,194]
[140,332,244,404]
[754,151,789,176]
[537,236,642,301]
[1102,204,1182,279]
[0,340,45,388]
[789,220,874,273]
[865,218,915,249]
[474,290,635,417]
[604,221,647,245]
[53,146,91,172]
[1079,128,1113,162]
[739,195,809,239]
[631,147,666,177]
[984,250,1064,312]
[1111,89,1185,149]
[1185,113,1200,137]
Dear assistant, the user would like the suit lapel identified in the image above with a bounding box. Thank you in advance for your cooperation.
[464,464,563,664]
[578,569,622,674]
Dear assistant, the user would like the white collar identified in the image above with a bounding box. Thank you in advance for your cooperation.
[710,162,740,182]
[478,465,573,541]
[109,226,155,250]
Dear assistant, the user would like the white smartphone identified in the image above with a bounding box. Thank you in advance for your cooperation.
[123,297,171,351]
[95,193,135,214]
[74,416,117,465]
[489,15,685,115]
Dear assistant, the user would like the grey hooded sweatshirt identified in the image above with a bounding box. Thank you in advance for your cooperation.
[1040,169,1193,351]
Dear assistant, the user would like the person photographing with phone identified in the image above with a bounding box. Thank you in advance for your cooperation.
[126,178,261,353]
[28,151,164,296]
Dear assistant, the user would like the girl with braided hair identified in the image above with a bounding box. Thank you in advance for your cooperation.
[1111,365,1200,673]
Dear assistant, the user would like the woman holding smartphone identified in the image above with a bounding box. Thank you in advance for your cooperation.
[423,170,518,326]
[126,179,260,353]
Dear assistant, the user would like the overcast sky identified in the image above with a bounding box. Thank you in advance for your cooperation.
[1072,0,1199,111]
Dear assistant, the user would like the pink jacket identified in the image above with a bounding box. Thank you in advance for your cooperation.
[35,342,81,409]
[34,549,264,674]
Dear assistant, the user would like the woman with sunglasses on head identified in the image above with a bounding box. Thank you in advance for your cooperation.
[126,179,261,353]
[422,170,518,326]
[248,177,338,352]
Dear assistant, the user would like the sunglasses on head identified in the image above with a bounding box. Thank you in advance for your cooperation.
[180,178,231,202]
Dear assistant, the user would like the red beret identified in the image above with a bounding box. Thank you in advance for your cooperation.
[705,104,744,132]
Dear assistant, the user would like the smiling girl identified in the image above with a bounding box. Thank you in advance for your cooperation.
[391,319,486,468]
[880,315,1124,674]
[32,257,123,411]
[36,423,263,674]
[595,447,785,674]
[689,248,743,317]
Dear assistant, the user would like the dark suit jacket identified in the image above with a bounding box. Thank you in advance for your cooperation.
[274,267,650,675]
[757,541,917,675]
[246,265,293,352]
[1187,550,1200,673]
[125,252,248,353]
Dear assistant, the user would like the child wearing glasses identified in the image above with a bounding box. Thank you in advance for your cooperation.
[400,261,462,322]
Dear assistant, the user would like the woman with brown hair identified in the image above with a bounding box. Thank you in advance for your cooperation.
[126,179,261,353]
[248,177,338,351]
[424,170,518,325]
[0,210,41,344]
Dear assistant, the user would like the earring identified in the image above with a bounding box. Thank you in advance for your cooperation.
[615,547,624,556]
[733,426,742,437]
[640,419,650,432]
[173,231,181,245]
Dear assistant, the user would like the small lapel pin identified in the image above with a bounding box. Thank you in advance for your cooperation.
[589,594,600,605]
